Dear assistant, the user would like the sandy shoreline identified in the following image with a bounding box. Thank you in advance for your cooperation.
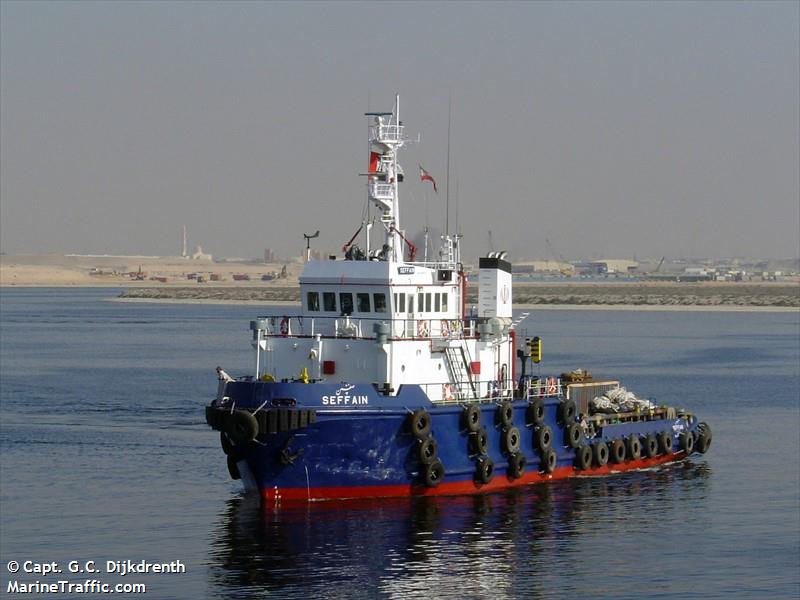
[107,296,798,313]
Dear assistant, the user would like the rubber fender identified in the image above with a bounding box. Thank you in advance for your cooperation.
[226,455,241,480]
[424,459,445,487]
[696,422,712,454]
[526,398,545,426]
[503,426,521,454]
[644,434,659,458]
[419,436,438,465]
[610,439,626,464]
[219,431,239,458]
[627,435,642,460]
[409,409,431,439]
[680,431,694,454]
[576,444,593,470]
[541,448,557,474]
[469,427,489,456]
[462,404,481,433]
[225,410,259,445]
[497,401,514,428]
[658,431,673,455]
[535,425,553,451]
[593,440,609,467]
[558,399,577,424]
[507,452,526,479]
[475,456,494,484]
[566,422,583,448]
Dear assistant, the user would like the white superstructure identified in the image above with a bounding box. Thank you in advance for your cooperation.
[249,98,516,403]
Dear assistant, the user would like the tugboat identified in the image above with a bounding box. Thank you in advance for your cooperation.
[205,97,712,502]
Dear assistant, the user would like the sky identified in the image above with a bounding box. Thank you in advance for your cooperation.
[1,1,798,261]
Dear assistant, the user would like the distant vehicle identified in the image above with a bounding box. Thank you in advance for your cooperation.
[233,274,251,281]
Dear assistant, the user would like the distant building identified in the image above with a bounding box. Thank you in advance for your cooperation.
[577,259,639,275]
[264,248,276,263]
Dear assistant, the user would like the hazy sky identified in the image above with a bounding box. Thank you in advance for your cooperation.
[2,1,798,261]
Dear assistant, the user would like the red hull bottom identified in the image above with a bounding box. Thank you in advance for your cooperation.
[260,452,687,503]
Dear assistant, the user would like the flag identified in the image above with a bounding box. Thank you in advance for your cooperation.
[419,164,438,193]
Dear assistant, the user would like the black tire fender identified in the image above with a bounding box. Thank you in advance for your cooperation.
[225,410,259,445]
[644,434,659,458]
[503,426,521,454]
[424,459,445,487]
[576,444,593,470]
[627,435,642,460]
[470,427,489,456]
[497,401,514,428]
[475,456,494,484]
[535,425,553,451]
[680,431,694,454]
[507,451,526,479]
[593,440,609,467]
[419,436,438,465]
[558,399,577,424]
[566,422,583,448]
[409,409,431,439]
[658,431,673,455]
[610,439,626,464]
[462,404,481,433]
[541,448,557,474]
[526,398,545,426]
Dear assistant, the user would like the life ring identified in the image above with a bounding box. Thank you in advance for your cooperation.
[440,320,450,337]
[279,317,289,336]
[417,319,429,338]
[442,383,455,402]
[546,377,558,395]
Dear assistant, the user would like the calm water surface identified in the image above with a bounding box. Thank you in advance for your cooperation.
[1,289,798,599]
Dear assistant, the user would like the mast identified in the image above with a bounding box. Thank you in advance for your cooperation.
[365,94,407,262]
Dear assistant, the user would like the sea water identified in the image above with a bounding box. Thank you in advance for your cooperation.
[1,288,798,599]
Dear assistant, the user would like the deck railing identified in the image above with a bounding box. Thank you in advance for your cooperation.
[251,314,483,340]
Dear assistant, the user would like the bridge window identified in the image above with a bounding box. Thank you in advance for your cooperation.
[374,293,387,312]
[425,293,432,312]
[323,292,336,312]
[417,293,423,314]
[394,293,405,313]
[357,293,370,312]
[340,292,354,315]
[307,291,320,311]
[434,293,441,312]
[407,294,414,313]
[442,293,448,312]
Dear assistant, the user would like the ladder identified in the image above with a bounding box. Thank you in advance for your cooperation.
[444,345,476,399]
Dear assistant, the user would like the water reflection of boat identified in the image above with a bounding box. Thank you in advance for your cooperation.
[208,461,711,599]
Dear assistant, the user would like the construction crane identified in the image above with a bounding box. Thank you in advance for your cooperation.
[655,256,666,273]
